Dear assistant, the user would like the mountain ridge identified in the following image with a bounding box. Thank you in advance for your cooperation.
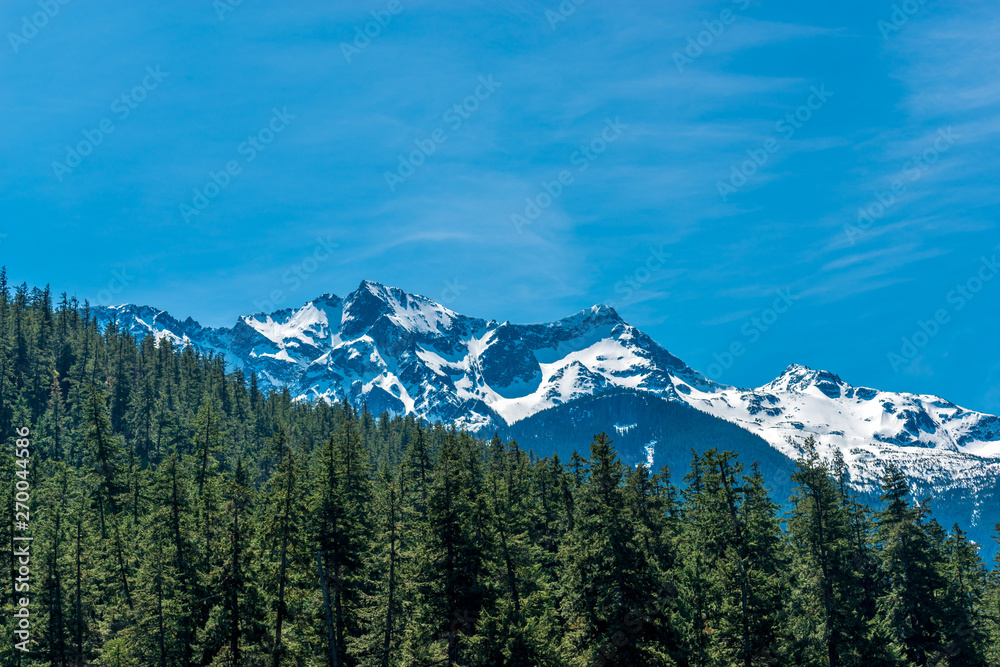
[93,279,1000,504]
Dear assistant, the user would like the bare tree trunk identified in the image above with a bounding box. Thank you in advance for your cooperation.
[317,551,340,667]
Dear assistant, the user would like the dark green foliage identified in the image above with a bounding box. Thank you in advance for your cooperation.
[0,274,998,665]
[677,450,788,666]
[558,433,674,665]
[786,438,899,667]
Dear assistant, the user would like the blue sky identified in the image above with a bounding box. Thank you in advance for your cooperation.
[1,0,998,412]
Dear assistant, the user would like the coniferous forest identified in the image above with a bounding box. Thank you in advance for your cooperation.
[1,273,999,667]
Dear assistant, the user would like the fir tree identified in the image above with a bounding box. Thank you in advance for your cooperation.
[876,462,947,665]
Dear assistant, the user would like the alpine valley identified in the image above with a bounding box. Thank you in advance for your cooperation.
[93,280,1000,548]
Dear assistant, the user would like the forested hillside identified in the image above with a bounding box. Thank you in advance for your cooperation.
[2,271,1000,666]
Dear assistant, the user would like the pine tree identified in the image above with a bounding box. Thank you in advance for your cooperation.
[256,428,311,666]
[36,465,72,666]
[788,439,902,667]
[939,524,991,665]
[311,409,373,665]
[146,453,199,664]
[82,386,134,613]
[193,397,224,496]
[619,461,683,665]
[560,433,662,665]
[67,480,98,665]
[36,375,69,462]
[734,463,789,665]
[357,465,405,667]
[196,458,268,666]
[876,462,947,665]
[676,450,714,666]
[468,436,557,666]
[986,525,1000,666]
[83,386,125,518]
[0,269,15,444]
[676,450,788,666]
[404,429,486,665]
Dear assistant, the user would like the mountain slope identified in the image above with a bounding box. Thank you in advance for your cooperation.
[94,280,1000,521]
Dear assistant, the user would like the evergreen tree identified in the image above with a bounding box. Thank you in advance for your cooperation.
[986,525,1000,665]
[256,429,311,666]
[197,458,268,666]
[311,409,373,666]
[357,465,405,667]
[939,524,991,665]
[82,386,134,614]
[559,433,662,665]
[404,429,486,665]
[876,462,947,666]
[787,438,898,667]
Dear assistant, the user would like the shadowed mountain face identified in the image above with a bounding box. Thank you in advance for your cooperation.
[94,280,1000,544]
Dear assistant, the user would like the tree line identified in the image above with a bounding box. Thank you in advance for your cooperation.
[1,271,999,666]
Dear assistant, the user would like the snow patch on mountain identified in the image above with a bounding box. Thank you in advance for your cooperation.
[677,365,1000,493]
[614,423,638,436]
[644,440,657,468]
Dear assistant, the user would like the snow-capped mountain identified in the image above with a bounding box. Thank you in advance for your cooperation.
[93,280,1000,519]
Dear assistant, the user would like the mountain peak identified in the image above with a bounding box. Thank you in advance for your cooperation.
[312,292,342,304]
[591,303,620,319]
[549,303,623,333]
[357,278,388,293]
[341,280,471,338]
[350,280,426,309]
[766,364,848,398]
